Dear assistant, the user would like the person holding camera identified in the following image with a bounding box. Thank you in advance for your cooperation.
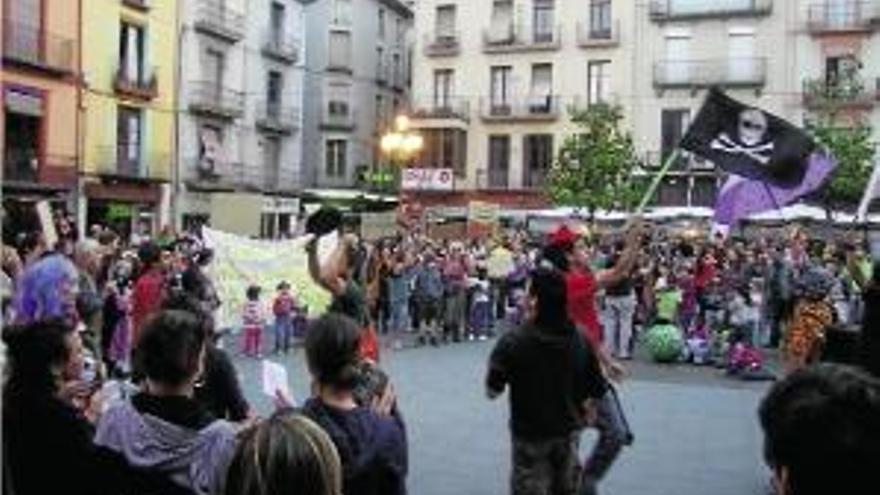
[300,313,407,495]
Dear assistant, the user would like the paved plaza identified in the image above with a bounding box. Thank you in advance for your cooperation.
[233,339,772,495]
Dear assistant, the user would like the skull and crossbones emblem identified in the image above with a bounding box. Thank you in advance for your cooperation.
[710,108,775,165]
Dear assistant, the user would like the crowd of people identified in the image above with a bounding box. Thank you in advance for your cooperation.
[1,208,879,495]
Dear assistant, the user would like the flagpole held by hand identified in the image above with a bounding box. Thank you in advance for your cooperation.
[636,148,682,214]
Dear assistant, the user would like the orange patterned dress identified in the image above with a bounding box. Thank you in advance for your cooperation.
[783,300,834,369]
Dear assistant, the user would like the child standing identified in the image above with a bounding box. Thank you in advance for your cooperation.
[272,281,297,354]
[468,268,493,341]
[242,285,265,357]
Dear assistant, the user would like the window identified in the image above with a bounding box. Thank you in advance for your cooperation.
[263,137,281,182]
[326,139,348,177]
[375,94,385,129]
[664,32,691,84]
[198,125,224,175]
[378,8,386,39]
[825,55,858,86]
[436,5,456,40]
[396,18,403,45]
[488,135,510,188]
[267,71,282,116]
[728,29,756,83]
[392,97,400,119]
[327,84,351,117]
[117,106,142,174]
[533,0,554,43]
[530,64,552,112]
[434,69,454,109]
[523,134,553,188]
[376,47,385,80]
[204,48,225,91]
[490,66,512,110]
[3,88,43,183]
[270,2,285,43]
[587,60,611,105]
[590,0,612,39]
[329,31,352,69]
[119,22,145,82]
[489,0,514,43]
[661,109,690,169]
[392,53,401,86]
[334,0,352,24]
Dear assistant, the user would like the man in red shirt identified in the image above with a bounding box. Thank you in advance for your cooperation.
[131,242,166,348]
[544,221,644,495]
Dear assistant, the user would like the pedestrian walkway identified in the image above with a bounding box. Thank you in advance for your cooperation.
[236,340,771,495]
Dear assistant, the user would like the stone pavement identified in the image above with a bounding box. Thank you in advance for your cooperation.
[231,338,772,495]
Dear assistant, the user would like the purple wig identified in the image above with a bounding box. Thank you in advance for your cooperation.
[12,254,79,325]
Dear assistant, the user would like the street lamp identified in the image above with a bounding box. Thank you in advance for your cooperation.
[380,115,424,163]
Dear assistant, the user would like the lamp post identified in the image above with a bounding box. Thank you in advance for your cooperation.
[379,115,424,189]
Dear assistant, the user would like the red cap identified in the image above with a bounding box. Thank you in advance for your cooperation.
[548,225,579,247]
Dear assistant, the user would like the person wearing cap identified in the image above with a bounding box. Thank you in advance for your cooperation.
[542,220,644,495]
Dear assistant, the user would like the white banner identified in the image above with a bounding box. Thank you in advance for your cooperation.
[203,228,336,331]
[401,168,454,191]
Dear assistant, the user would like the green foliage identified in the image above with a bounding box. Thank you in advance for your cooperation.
[806,110,875,211]
[545,103,645,215]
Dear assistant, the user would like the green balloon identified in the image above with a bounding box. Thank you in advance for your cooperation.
[645,324,685,363]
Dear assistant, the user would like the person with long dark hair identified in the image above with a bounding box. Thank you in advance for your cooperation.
[486,266,607,495]
[300,313,407,495]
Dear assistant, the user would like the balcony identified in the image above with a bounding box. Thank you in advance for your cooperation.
[2,152,77,190]
[94,146,171,182]
[188,81,245,119]
[255,102,299,135]
[649,0,773,22]
[424,32,460,57]
[476,169,510,190]
[327,58,353,75]
[113,66,158,100]
[482,24,561,53]
[480,96,562,123]
[807,2,880,35]
[262,32,299,64]
[522,168,548,189]
[653,58,767,92]
[2,20,75,76]
[194,0,245,43]
[411,97,471,125]
[577,20,620,48]
[320,109,357,131]
[802,77,877,110]
[121,0,150,12]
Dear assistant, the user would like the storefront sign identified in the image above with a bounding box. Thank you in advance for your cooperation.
[401,168,454,191]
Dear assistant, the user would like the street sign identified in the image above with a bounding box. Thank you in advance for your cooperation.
[401,168,454,191]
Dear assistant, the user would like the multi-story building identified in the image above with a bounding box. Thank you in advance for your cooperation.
[2,0,80,231]
[80,0,177,238]
[410,0,880,212]
[300,0,413,191]
[177,0,305,237]
[409,0,635,211]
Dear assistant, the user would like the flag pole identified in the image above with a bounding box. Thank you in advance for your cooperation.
[637,148,683,214]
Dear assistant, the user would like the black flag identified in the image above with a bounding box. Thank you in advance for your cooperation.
[680,88,816,187]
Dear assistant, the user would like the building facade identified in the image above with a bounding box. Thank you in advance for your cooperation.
[2,0,81,233]
[409,0,880,211]
[409,0,636,211]
[79,0,177,238]
[177,0,305,237]
[300,0,413,192]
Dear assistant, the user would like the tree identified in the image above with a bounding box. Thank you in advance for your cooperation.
[804,66,876,212]
[545,104,644,219]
